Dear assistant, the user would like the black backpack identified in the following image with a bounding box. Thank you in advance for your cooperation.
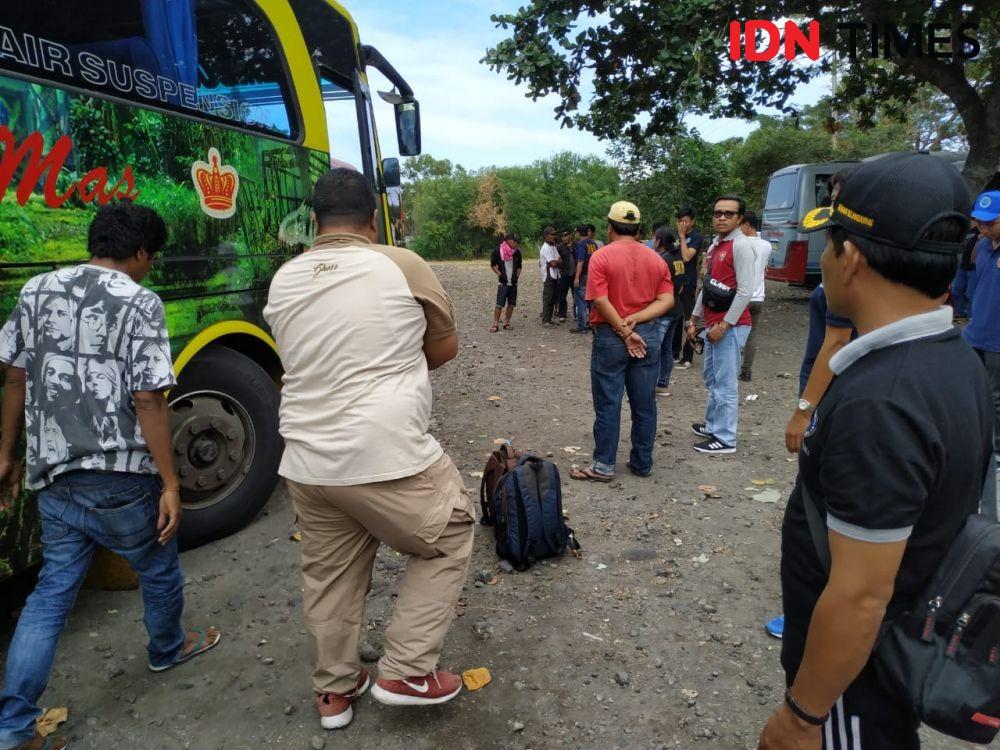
[489,455,580,570]
[803,461,1000,743]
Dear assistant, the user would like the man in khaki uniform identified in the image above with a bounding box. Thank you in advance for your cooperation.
[264,169,473,731]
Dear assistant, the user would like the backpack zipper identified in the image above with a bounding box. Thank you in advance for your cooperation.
[946,610,972,658]
[922,522,1000,639]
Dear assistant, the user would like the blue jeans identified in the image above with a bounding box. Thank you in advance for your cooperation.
[702,325,751,447]
[590,321,664,476]
[0,472,184,749]
[573,275,589,330]
[657,317,682,387]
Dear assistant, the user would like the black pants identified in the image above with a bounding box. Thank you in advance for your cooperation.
[975,348,1000,456]
[542,277,558,322]
[676,291,696,363]
[816,663,920,750]
[556,276,572,319]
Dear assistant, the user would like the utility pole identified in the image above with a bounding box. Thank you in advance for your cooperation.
[830,57,840,151]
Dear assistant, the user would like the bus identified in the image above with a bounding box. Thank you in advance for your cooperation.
[0,0,421,578]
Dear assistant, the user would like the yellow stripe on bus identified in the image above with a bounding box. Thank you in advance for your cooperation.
[256,0,327,152]
[173,321,278,377]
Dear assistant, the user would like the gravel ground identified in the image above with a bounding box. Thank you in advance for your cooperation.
[0,261,992,749]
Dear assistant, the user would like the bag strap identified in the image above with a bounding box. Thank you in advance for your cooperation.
[800,479,832,575]
[981,453,998,522]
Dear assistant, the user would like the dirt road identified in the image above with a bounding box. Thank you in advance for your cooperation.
[0,261,988,749]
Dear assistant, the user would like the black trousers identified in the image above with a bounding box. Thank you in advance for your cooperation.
[542,277,559,322]
[816,662,920,750]
[556,276,572,319]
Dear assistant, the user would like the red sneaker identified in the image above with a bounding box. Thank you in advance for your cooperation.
[316,669,370,729]
[371,668,463,706]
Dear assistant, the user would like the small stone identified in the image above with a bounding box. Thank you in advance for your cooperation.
[614,671,630,687]
[499,560,515,574]
[263,657,275,666]
[175,682,194,690]
[360,643,381,663]
[86,717,98,728]
[474,569,491,584]
[510,720,525,733]
[105,664,125,680]
[283,705,296,716]
[310,736,326,750]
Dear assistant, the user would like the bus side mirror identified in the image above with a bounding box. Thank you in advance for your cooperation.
[395,100,421,156]
[382,157,401,188]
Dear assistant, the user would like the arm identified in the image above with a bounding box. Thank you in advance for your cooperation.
[0,366,26,510]
[625,293,675,325]
[687,291,704,341]
[574,260,583,286]
[722,237,755,326]
[786,325,853,453]
[133,390,182,544]
[491,264,502,279]
[759,533,904,748]
[424,332,459,370]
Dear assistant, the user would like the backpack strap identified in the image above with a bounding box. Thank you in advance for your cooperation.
[514,458,545,554]
[981,453,998,522]
[535,460,565,552]
[800,479,831,575]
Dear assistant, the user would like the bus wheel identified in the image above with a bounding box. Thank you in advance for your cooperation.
[169,346,281,548]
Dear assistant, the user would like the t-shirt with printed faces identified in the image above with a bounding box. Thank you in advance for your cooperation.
[0,265,175,489]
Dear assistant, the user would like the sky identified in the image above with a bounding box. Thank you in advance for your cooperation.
[346,0,830,170]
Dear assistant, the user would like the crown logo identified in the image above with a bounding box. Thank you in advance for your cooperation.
[191,147,239,219]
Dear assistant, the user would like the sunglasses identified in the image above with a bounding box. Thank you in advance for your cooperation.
[713,210,739,219]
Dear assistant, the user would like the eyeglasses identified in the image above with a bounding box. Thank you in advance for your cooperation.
[713,210,739,219]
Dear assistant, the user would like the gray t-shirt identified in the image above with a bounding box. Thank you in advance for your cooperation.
[0,265,176,489]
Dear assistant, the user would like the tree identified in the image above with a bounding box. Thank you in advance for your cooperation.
[608,128,740,224]
[483,1,999,191]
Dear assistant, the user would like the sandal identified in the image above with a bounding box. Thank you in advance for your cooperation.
[490,325,499,333]
[503,323,513,330]
[13,734,68,750]
[569,466,614,483]
[149,627,221,673]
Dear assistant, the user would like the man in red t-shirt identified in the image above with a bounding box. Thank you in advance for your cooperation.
[686,195,755,454]
[570,201,674,482]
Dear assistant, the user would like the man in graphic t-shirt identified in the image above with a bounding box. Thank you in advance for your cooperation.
[265,169,472,731]
[758,152,990,750]
[0,203,219,750]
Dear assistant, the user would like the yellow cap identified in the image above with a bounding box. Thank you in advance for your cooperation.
[608,201,641,224]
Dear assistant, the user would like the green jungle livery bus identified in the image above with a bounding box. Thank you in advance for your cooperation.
[0,0,422,578]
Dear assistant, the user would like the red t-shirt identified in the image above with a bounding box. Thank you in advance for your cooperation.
[585,239,673,325]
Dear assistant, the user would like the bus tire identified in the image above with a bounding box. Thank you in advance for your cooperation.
[169,345,282,549]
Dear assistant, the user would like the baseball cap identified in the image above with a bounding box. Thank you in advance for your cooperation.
[608,201,641,224]
[972,191,1000,222]
[800,152,971,254]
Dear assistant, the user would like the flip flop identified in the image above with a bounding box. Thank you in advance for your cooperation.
[503,323,513,330]
[490,325,499,333]
[569,466,614,483]
[149,627,221,673]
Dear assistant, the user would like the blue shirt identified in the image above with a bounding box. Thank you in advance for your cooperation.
[799,284,854,396]
[575,238,598,276]
[965,237,1000,353]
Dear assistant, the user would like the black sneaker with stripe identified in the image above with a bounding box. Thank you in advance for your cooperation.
[691,423,712,439]
[693,438,735,455]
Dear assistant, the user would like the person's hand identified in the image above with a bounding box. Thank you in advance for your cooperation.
[785,409,812,453]
[157,487,183,545]
[621,314,639,331]
[686,321,698,343]
[707,323,728,344]
[0,455,22,513]
[624,331,647,359]
[758,704,822,750]
[675,219,687,240]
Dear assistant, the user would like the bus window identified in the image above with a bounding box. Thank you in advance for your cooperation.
[321,75,364,173]
[0,0,296,137]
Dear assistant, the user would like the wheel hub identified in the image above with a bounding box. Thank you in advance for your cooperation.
[170,393,251,501]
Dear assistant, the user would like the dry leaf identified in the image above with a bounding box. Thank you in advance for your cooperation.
[289,531,302,543]
[36,707,68,738]
[487,395,502,402]
[468,471,484,478]
[751,478,776,486]
[462,667,493,691]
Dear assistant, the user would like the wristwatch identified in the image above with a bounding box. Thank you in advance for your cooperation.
[797,398,815,413]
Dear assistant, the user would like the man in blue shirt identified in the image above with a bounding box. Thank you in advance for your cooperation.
[963,190,1000,465]
[570,224,598,333]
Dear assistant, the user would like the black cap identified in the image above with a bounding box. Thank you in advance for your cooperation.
[800,152,971,255]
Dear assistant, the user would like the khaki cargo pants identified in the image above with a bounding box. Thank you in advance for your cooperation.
[286,453,475,694]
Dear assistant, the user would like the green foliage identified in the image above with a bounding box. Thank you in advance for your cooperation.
[135,180,205,248]
[482,0,999,188]
[407,152,620,259]
[0,193,91,263]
